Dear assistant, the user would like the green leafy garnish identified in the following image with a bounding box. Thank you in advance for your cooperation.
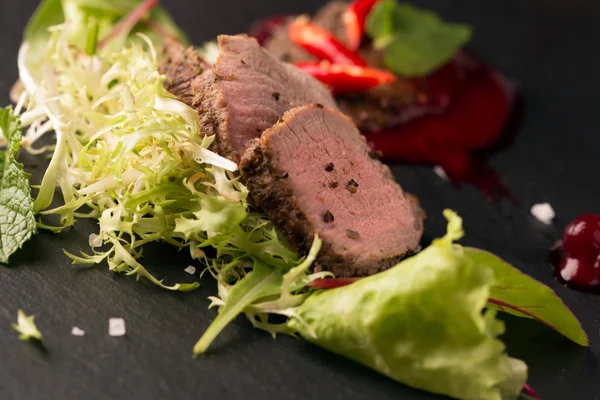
[0,107,35,264]
[194,259,286,355]
[464,248,588,346]
[12,309,44,342]
[194,236,324,355]
[17,11,305,292]
[21,0,188,84]
[85,17,99,56]
[286,210,526,400]
[366,0,472,77]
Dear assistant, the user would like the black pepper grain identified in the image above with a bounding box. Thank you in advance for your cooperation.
[325,162,334,172]
[323,210,335,223]
[346,230,360,240]
[347,179,359,193]
[257,128,262,133]
[369,150,383,160]
[280,172,289,179]
[329,181,339,189]
[316,103,324,108]
[272,92,280,101]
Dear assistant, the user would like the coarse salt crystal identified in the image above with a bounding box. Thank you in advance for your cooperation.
[108,318,126,337]
[433,166,449,181]
[88,233,103,248]
[71,326,85,336]
[530,203,555,225]
[184,265,196,275]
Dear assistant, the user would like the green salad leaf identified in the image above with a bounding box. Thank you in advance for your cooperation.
[22,0,187,71]
[12,309,44,342]
[366,0,472,77]
[287,210,526,400]
[195,236,326,355]
[194,259,286,355]
[0,107,35,264]
[462,248,589,346]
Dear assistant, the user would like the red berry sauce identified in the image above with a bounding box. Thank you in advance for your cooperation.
[550,214,600,292]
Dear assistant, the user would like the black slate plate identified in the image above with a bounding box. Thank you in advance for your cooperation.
[0,1,599,399]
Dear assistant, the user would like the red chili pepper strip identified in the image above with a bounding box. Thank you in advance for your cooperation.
[288,16,367,66]
[343,0,381,51]
[295,61,396,95]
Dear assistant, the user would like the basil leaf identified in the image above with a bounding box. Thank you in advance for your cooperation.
[0,107,36,264]
[366,0,472,77]
[464,247,589,346]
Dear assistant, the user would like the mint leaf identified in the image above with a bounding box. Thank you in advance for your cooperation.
[366,0,472,77]
[0,107,35,264]
[464,248,589,346]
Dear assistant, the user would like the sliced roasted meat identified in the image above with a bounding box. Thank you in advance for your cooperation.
[159,37,207,107]
[161,34,338,161]
[240,104,425,277]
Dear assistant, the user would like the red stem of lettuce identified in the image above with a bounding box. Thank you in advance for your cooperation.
[144,19,174,38]
[522,382,541,399]
[308,277,363,289]
[486,298,560,334]
[98,0,159,48]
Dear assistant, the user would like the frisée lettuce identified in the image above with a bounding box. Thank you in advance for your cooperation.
[15,10,303,290]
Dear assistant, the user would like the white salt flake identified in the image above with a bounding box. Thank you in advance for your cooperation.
[88,233,103,248]
[530,203,555,225]
[433,166,449,181]
[71,326,85,336]
[184,265,196,275]
[108,318,126,337]
[560,258,579,282]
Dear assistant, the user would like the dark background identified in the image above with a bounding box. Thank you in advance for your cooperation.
[0,0,599,399]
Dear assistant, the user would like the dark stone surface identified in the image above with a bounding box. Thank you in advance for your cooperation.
[0,1,598,399]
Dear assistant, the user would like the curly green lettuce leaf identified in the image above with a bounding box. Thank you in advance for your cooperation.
[287,210,526,400]
[194,236,324,355]
[0,107,35,264]
[18,21,303,293]
[366,0,472,77]
[461,248,588,346]
[194,259,286,355]
[22,0,187,68]
[12,310,44,342]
